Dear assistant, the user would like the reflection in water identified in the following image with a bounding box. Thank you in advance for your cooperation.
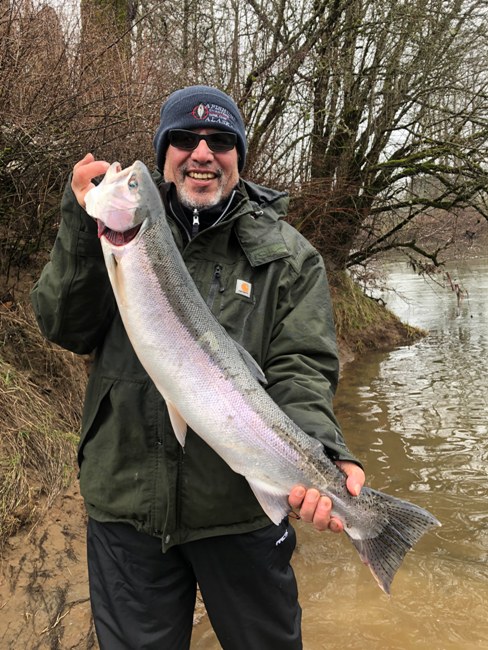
[191,258,488,650]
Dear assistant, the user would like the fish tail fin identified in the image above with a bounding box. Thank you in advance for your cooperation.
[347,488,440,595]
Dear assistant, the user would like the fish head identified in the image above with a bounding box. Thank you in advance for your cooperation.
[85,160,161,247]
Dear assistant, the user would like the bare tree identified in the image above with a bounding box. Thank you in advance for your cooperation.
[0,0,178,281]
[80,0,134,64]
[0,1,73,278]
[144,0,488,270]
[160,0,487,270]
[231,0,488,270]
[2,0,488,282]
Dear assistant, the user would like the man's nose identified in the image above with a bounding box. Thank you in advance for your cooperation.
[190,138,214,162]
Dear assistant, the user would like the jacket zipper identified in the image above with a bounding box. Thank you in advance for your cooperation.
[206,264,224,309]
[169,189,241,248]
[191,209,200,238]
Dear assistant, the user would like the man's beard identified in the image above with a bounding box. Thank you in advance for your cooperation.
[176,166,227,210]
[178,185,225,210]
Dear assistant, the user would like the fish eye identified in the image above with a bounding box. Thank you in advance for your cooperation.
[128,174,138,190]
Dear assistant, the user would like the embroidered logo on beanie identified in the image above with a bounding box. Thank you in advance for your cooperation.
[191,103,236,130]
[192,103,209,120]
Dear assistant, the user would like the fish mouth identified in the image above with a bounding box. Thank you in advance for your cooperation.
[97,220,142,246]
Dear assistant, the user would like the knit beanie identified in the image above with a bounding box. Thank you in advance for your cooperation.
[153,85,247,172]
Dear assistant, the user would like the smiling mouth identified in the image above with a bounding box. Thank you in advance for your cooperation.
[97,221,142,246]
[187,171,218,181]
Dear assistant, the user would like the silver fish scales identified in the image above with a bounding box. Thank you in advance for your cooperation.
[85,161,440,594]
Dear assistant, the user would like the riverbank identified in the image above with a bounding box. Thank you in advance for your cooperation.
[0,274,419,649]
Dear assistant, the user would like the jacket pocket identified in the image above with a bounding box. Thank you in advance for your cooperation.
[77,376,162,522]
[77,375,114,467]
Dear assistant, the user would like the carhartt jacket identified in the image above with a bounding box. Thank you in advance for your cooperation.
[31,174,359,548]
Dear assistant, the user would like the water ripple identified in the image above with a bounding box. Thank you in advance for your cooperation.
[328,258,488,650]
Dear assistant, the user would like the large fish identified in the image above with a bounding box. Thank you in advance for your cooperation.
[85,160,440,594]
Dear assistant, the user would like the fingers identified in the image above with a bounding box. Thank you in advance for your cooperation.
[288,484,307,510]
[288,461,365,534]
[73,153,110,183]
[72,153,110,209]
[301,491,340,532]
[336,460,365,497]
[288,486,343,533]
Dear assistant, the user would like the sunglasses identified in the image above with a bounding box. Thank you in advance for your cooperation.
[168,129,237,153]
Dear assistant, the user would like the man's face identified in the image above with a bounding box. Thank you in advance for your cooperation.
[163,129,240,210]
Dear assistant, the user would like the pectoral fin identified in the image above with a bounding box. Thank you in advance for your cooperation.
[234,341,267,385]
[167,401,187,447]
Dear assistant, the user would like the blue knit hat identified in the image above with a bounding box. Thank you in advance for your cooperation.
[153,85,247,172]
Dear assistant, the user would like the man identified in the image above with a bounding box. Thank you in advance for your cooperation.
[32,86,365,649]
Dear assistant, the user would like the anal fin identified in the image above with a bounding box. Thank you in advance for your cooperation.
[247,477,291,525]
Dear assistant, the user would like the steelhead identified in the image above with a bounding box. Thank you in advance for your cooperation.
[85,160,440,594]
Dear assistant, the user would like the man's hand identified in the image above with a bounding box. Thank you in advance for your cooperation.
[72,153,110,209]
[288,461,365,533]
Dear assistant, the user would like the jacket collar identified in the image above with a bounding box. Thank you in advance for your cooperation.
[154,172,292,267]
[235,179,291,267]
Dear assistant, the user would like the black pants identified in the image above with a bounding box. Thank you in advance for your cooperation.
[87,518,302,650]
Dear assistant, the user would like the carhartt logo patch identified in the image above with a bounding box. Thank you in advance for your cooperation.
[235,279,252,298]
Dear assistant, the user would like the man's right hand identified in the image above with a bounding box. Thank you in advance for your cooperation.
[72,153,110,209]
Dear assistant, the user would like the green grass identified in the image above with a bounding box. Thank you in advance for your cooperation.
[0,302,87,549]
[330,271,423,353]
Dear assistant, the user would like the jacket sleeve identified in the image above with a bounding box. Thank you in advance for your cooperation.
[263,239,361,466]
[31,177,116,354]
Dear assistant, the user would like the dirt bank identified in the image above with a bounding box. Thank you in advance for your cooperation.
[0,480,207,649]
[0,483,95,649]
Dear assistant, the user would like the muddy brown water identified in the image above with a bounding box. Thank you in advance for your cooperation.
[191,256,488,649]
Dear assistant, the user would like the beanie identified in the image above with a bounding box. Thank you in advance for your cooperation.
[153,85,247,172]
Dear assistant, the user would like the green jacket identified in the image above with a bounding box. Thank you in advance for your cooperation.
[31,175,359,549]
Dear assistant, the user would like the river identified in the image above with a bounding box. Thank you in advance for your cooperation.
[192,256,488,649]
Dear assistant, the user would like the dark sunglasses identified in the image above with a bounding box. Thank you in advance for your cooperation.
[168,129,237,153]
